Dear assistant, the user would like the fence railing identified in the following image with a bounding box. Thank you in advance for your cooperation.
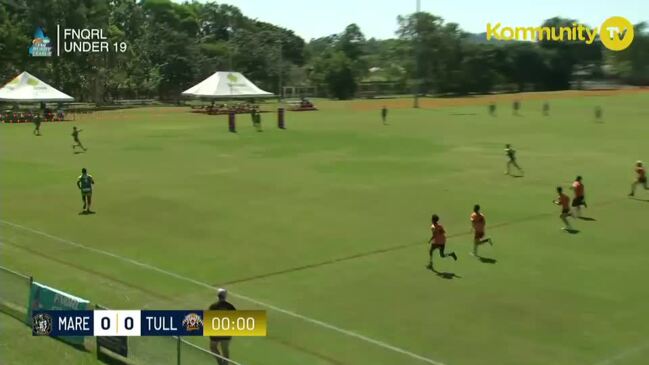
[0,265,244,365]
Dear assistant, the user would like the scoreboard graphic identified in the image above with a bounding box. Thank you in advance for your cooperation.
[32,310,267,337]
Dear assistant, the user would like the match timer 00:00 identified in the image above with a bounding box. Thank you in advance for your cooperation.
[203,310,267,337]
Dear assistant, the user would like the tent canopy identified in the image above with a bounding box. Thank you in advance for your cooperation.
[182,71,274,99]
[0,71,74,102]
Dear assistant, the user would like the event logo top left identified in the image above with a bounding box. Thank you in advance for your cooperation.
[29,27,52,57]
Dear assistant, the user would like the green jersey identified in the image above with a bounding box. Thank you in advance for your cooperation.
[506,148,516,160]
[77,174,94,193]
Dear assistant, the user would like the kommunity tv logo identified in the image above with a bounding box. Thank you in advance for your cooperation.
[486,16,634,51]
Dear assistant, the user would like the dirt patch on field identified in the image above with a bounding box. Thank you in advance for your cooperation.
[351,88,649,111]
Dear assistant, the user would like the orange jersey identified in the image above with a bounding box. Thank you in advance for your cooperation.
[470,212,486,232]
[572,181,584,197]
[431,223,446,245]
[637,167,646,179]
[557,193,570,209]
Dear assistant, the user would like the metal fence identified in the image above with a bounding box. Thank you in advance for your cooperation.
[0,265,244,365]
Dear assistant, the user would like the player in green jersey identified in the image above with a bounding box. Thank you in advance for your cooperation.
[505,144,524,176]
[76,168,95,213]
[72,126,86,151]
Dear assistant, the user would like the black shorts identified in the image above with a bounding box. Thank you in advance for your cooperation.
[572,196,585,207]
[561,208,570,214]
[430,244,451,257]
[639,177,647,184]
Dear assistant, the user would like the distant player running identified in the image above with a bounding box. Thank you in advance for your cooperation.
[629,161,648,197]
[488,103,496,116]
[595,106,602,121]
[513,100,520,115]
[470,204,492,257]
[77,168,95,213]
[427,214,457,270]
[381,106,388,125]
[570,176,587,217]
[72,126,87,151]
[553,186,573,230]
[542,101,549,116]
[505,144,523,176]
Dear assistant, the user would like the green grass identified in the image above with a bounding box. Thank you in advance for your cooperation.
[0,312,102,365]
[1,93,649,365]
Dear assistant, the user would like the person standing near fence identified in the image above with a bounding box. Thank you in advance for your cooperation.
[254,111,262,132]
[209,288,236,365]
[33,111,42,136]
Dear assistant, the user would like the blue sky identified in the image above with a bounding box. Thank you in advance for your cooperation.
[180,0,648,40]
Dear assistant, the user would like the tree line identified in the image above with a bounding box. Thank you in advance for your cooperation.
[1,0,647,102]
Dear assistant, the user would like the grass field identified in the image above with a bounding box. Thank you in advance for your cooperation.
[2,91,649,365]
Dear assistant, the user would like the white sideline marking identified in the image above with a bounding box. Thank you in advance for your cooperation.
[593,342,649,365]
[0,219,447,365]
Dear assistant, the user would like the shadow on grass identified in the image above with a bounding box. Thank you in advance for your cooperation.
[577,216,597,221]
[78,211,96,216]
[564,228,580,234]
[478,256,497,264]
[73,151,84,155]
[426,265,461,279]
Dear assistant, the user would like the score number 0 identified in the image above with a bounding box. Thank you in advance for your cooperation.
[93,310,141,336]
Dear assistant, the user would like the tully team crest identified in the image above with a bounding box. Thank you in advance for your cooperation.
[182,313,203,331]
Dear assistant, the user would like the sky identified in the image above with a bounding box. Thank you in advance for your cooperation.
[180,0,648,41]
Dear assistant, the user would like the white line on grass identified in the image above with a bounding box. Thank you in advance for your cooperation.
[0,219,447,365]
[593,342,649,365]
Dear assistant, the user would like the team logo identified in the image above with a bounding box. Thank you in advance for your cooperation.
[29,27,53,57]
[600,16,634,51]
[181,313,203,332]
[227,73,245,87]
[32,313,53,336]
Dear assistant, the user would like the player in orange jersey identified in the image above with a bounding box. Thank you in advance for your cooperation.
[629,161,648,197]
[553,186,573,230]
[570,176,587,217]
[470,204,492,257]
[427,214,457,270]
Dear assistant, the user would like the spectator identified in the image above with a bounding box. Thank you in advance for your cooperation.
[209,289,236,365]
